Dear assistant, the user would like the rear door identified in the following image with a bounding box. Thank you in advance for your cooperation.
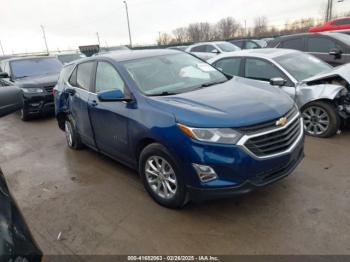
[66,61,95,147]
[306,36,347,66]
[88,60,131,162]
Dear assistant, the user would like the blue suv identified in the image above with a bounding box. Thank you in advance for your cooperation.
[54,50,304,208]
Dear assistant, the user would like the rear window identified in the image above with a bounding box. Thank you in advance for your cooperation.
[332,18,350,26]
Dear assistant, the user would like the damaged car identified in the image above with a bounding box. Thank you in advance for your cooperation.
[55,49,304,208]
[209,49,350,138]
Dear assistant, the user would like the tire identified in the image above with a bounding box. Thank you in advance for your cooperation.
[302,101,340,138]
[139,143,188,209]
[20,108,30,121]
[64,115,84,150]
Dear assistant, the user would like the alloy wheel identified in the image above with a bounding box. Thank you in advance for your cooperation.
[145,156,177,199]
[303,106,330,136]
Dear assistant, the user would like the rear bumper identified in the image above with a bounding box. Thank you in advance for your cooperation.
[187,144,304,201]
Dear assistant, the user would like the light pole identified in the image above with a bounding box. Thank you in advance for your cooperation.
[0,40,4,55]
[123,0,132,48]
[326,0,346,21]
[96,32,101,46]
[40,25,49,54]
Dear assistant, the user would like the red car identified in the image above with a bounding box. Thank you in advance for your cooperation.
[309,17,350,33]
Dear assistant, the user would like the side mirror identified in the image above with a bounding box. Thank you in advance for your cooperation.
[211,49,220,54]
[329,48,342,58]
[97,89,132,102]
[0,72,9,78]
[270,77,287,87]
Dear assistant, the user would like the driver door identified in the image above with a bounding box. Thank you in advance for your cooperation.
[88,61,131,163]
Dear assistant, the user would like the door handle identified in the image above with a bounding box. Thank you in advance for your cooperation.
[90,100,98,107]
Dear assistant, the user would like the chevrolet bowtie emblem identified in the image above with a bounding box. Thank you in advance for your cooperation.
[276,117,288,127]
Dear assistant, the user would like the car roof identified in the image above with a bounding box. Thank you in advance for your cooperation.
[4,56,58,63]
[209,48,301,61]
[66,49,183,65]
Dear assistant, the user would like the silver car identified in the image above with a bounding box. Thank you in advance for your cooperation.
[186,41,240,61]
[208,49,350,138]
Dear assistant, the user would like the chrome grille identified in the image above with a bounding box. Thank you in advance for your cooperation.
[239,106,298,134]
[239,110,303,159]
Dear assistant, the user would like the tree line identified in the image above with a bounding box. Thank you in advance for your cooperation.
[157,12,350,46]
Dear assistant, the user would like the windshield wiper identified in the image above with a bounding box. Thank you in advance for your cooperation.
[15,76,30,79]
[194,79,229,90]
[148,91,178,96]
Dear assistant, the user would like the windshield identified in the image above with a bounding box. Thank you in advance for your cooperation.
[274,53,332,81]
[217,42,240,52]
[57,53,85,64]
[11,58,63,79]
[122,53,227,95]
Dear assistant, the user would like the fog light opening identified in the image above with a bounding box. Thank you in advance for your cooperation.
[192,164,218,183]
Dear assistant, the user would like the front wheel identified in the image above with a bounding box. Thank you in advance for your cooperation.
[139,143,188,209]
[302,101,340,138]
[20,109,30,121]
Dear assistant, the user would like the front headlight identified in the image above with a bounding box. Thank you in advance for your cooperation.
[22,88,44,94]
[177,123,242,144]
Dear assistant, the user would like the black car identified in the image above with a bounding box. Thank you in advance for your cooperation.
[0,77,23,117]
[0,56,62,120]
[267,32,350,66]
[230,39,266,49]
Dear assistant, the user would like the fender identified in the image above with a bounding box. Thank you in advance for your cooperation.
[296,84,345,108]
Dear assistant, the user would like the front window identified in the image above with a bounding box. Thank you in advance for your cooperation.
[10,58,62,79]
[274,53,332,81]
[216,42,240,52]
[122,53,227,96]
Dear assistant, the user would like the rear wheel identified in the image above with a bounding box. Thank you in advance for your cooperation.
[302,101,340,138]
[65,116,83,149]
[139,143,188,209]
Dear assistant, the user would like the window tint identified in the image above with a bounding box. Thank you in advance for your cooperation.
[332,18,350,26]
[205,45,217,52]
[214,58,241,76]
[191,45,206,52]
[246,41,260,49]
[245,58,283,81]
[282,38,304,50]
[76,62,94,90]
[95,62,125,94]
[307,37,338,53]
[232,41,244,48]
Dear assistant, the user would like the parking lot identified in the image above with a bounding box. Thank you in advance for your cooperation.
[0,113,349,255]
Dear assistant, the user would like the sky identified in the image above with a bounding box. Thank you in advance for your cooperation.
[0,0,350,54]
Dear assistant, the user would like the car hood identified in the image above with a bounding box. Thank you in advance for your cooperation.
[148,78,294,128]
[303,63,350,84]
[14,73,59,88]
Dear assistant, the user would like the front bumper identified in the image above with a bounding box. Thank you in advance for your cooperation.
[23,93,55,115]
[187,144,304,201]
